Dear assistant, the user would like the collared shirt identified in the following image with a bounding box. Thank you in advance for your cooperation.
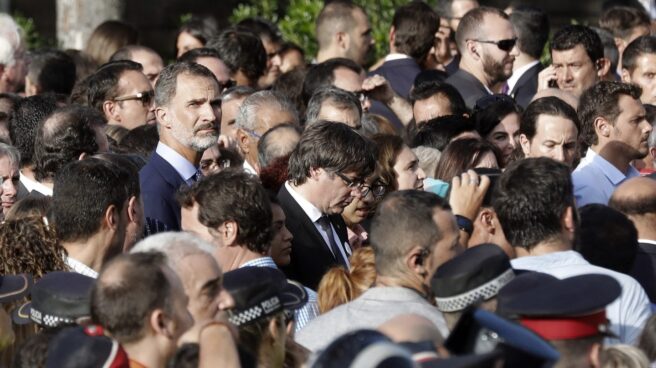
[155,142,197,185]
[384,53,411,62]
[242,160,257,176]
[511,250,651,345]
[284,181,350,267]
[240,256,320,332]
[296,286,449,352]
[65,257,98,278]
[572,148,640,207]
[20,171,52,196]
[506,60,540,94]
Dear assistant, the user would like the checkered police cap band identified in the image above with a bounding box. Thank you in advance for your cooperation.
[30,307,75,327]
[435,269,515,312]
[228,295,283,326]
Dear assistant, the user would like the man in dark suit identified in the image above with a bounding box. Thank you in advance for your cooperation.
[610,177,656,303]
[445,7,519,110]
[278,121,376,290]
[139,61,221,231]
[369,2,439,129]
[507,6,549,108]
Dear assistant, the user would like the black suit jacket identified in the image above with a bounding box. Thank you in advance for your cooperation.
[445,69,490,110]
[369,58,422,130]
[139,151,187,232]
[630,241,656,303]
[277,185,350,290]
[509,62,544,108]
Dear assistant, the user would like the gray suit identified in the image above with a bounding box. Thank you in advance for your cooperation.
[296,286,449,352]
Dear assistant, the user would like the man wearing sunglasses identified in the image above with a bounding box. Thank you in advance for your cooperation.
[446,6,519,110]
[88,60,156,130]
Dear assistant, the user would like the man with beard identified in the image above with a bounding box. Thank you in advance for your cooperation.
[140,61,221,232]
[446,7,519,110]
[574,81,652,206]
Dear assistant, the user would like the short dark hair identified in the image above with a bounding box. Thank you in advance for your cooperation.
[288,121,376,185]
[258,123,302,169]
[305,86,362,126]
[391,2,440,61]
[316,2,364,50]
[493,157,574,250]
[87,60,143,112]
[520,96,580,141]
[434,138,502,181]
[177,47,221,63]
[8,94,58,167]
[194,169,273,253]
[456,7,509,52]
[473,96,522,138]
[578,80,642,146]
[53,158,129,242]
[509,5,550,59]
[600,6,650,40]
[207,28,267,84]
[410,115,476,151]
[409,81,468,120]
[575,204,638,274]
[236,18,282,44]
[622,35,656,73]
[117,123,159,159]
[91,252,172,343]
[154,61,218,107]
[551,25,604,65]
[370,190,450,276]
[27,49,76,95]
[92,153,140,198]
[177,16,217,46]
[34,105,103,182]
[302,58,364,105]
[592,27,619,72]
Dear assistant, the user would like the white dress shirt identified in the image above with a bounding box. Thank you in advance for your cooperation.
[66,257,98,278]
[20,171,53,196]
[284,182,351,267]
[511,250,651,345]
[572,148,640,207]
[506,60,540,94]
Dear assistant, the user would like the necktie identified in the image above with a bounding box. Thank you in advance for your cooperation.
[316,216,348,268]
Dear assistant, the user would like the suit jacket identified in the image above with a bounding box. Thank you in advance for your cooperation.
[139,151,187,232]
[630,241,656,303]
[277,185,350,290]
[510,62,544,108]
[369,57,422,130]
[445,69,490,110]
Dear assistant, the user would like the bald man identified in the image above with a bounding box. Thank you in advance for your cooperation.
[609,176,656,302]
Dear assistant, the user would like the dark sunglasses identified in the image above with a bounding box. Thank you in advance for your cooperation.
[469,38,517,52]
[113,90,154,106]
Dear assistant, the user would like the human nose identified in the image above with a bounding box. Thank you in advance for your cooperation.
[361,96,371,112]
[553,146,565,162]
[417,167,427,181]
[217,289,235,311]
[3,179,16,197]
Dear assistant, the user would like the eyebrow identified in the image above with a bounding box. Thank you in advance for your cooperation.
[200,276,222,293]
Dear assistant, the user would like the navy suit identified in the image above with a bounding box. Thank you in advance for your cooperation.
[139,152,187,232]
[369,57,422,130]
[510,62,544,108]
[278,185,350,290]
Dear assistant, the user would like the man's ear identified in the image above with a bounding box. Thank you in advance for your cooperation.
[519,134,531,156]
[149,309,172,338]
[466,40,480,60]
[650,146,656,160]
[478,208,495,234]
[221,220,239,247]
[621,68,632,83]
[596,58,612,79]
[405,246,429,280]
[102,100,120,122]
[388,26,396,46]
[309,166,323,181]
[127,196,139,223]
[25,76,38,96]
[336,31,349,51]
[588,341,602,368]
[236,129,250,155]
[103,204,119,231]
[155,106,169,128]
[562,206,576,235]
[593,117,611,140]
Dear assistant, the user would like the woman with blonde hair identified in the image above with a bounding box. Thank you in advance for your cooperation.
[317,247,376,314]
[84,20,138,67]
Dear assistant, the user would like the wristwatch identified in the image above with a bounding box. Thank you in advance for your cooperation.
[455,215,473,235]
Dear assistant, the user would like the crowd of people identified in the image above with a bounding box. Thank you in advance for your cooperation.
[1,0,656,367]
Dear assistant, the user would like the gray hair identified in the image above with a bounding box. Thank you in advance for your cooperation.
[257,123,302,168]
[221,85,255,103]
[649,126,656,148]
[0,142,19,168]
[305,86,361,126]
[235,90,299,131]
[155,61,218,107]
[0,14,22,66]
[130,232,216,273]
[412,146,441,179]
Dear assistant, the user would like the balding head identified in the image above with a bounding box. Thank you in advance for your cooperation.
[531,88,579,110]
[610,177,656,237]
[378,314,444,346]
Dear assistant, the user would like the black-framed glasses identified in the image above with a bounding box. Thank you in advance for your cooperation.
[361,183,386,198]
[468,38,517,52]
[113,90,154,106]
[334,171,365,190]
[200,157,231,172]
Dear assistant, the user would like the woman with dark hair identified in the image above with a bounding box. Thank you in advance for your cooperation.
[472,94,522,167]
[372,134,426,193]
[434,138,501,182]
[176,16,218,58]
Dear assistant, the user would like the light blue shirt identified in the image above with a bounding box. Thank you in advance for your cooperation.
[155,142,198,185]
[572,148,640,207]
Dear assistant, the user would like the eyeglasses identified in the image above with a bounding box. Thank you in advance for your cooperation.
[468,38,517,52]
[113,90,154,106]
[334,171,365,190]
[200,157,231,171]
[361,183,386,198]
[241,128,262,139]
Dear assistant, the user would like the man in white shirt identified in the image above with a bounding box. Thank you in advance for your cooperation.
[493,157,651,345]
[573,81,652,206]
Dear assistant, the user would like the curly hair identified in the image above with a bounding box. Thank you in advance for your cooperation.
[0,216,68,278]
[317,247,376,314]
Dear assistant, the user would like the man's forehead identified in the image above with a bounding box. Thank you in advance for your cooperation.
[174,73,220,97]
[552,44,592,63]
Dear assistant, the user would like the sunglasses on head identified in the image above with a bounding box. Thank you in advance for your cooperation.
[469,38,517,52]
